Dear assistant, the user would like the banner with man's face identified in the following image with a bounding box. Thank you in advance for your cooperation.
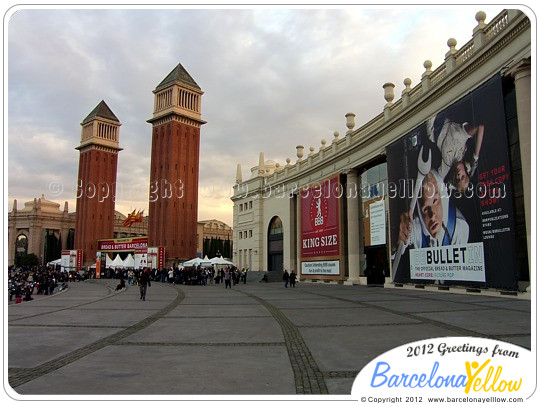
[386,75,518,289]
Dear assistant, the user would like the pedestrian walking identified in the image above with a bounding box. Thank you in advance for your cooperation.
[283,270,289,288]
[224,268,232,289]
[138,268,151,301]
[128,269,134,285]
[289,270,297,288]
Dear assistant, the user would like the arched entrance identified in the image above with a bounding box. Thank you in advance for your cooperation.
[44,230,61,265]
[267,216,283,272]
[15,234,28,267]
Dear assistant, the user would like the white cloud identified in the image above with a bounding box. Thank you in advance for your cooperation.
[7,6,505,227]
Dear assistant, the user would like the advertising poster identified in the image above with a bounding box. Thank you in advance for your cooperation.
[147,247,158,269]
[300,175,341,276]
[61,249,83,272]
[369,199,386,245]
[386,75,517,288]
[61,250,71,271]
[134,248,148,269]
[95,252,101,279]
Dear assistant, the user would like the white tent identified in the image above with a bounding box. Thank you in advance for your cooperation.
[47,258,61,266]
[108,254,124,268]
[210,256,234,266]
[123,254,135,268]
[182,257,212,267]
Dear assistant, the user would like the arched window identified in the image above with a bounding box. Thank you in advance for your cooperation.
[269,217,283,235]
[16,234,28,254]
[15,234,29,267]
[267,216,283,272]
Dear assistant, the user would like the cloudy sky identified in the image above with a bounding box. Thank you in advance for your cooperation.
[7,5,507,226]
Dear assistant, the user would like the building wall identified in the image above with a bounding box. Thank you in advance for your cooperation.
[231,10,531,289]
[196,219,234,258]
[8,197,232,267]
[262,188,293,271]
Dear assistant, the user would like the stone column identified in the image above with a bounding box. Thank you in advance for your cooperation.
[61,227,69,250]
[345,170,361,284]
[289,193,298,273]
[8,220,16,266]
[296,191,302,279]
[510,60,531,288]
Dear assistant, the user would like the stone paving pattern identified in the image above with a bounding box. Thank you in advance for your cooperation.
[7,279,531,396]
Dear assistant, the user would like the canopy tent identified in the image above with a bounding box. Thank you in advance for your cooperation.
[47,258,61,266]
[210,256,235,266]
[182,257,212,267]
[108,254,124,268]
[123,254,135,268]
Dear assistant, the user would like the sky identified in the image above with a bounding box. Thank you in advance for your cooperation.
[6,4,510,226]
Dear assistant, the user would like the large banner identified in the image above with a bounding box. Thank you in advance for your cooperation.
[300,175,341,276]
[97,236,148,252]
[386,75,517,289]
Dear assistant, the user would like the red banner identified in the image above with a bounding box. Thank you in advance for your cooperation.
[300,176,341,258]
[76,249,83,268]
[97,237,148,251]
[158,246,165,268]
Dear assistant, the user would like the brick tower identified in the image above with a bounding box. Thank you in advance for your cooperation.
[147,63,205,265]
[74,101,122,265]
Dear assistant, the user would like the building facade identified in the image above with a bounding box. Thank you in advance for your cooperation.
[8,196,75,267]
[147,63,206,265]
[196,219,234,259]
[231,10,531,293]
[8,196,232,267]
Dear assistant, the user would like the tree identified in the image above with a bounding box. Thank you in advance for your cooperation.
[18,253,39,267]
[224,237,231,259]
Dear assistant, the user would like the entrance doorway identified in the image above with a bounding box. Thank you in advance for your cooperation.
[268,216,283,272]
[365,245,387,285]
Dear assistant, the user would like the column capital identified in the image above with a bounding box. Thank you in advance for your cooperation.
[506,58,531,79]
[344,168,358,177]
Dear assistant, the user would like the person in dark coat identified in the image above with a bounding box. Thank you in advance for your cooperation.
[289,270,297,288]
[138,268,151,301]
[283,270,289,288]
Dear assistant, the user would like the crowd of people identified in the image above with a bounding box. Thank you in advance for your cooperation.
[8,265,71,303]
[8,263,298,304]
[113,266,249,300]
[106,266,248,287]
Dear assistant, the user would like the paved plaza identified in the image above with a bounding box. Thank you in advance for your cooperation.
[7,278,531,396]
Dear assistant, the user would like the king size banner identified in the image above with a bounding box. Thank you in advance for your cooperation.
[386,75,518,289]
[300,175,342,276]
